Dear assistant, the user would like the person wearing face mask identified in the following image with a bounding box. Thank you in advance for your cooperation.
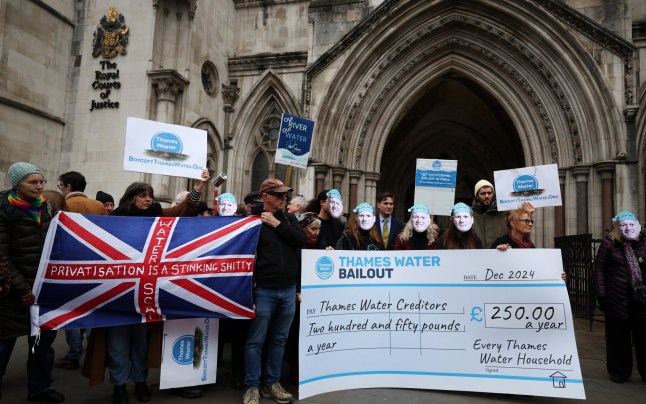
[394,204,437,250]
[215,192,237,217]
[313,189,345,248]
[435,202,483,250]
[594,211,646,384]
[335,203,383,251]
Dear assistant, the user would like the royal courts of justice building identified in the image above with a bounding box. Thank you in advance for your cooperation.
[1,0,646,245]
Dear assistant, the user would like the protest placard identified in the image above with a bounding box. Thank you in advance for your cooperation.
[493,164,562,211]
[275,113,315,169]
[123,117,207,179]
[413,159,457,215]
[160,318,219,389]
[299,249,585,400]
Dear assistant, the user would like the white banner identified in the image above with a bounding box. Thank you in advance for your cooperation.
[299,249,585,400]
[413,159,457,216]
[160,318,219,389]
[123,117,207,179]
[493,164,562,211]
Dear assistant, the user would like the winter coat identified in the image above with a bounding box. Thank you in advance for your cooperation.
[64,192,106,215]
[471,200,507,249]
[254,210,306,289]
[594,230,646,319]
[0,189,55,338]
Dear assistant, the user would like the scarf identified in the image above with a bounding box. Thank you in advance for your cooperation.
[623,242,643,287]
[7,189,45,226]
[509,232,534,249]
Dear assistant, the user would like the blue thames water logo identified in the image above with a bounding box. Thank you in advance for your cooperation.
[316,256,334,280]
[432,160,442,170]
[171,335,194,365]
[513,175,539,192]
[151,132,183,154]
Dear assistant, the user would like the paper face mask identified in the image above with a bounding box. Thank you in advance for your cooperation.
[218,201,236,217]
[357,211,376,231]
[453,212,474,232]
[328,197,343,219]
[619,219,641,240]
[412,212,431,233]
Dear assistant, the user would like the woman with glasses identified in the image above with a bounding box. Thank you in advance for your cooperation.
[435,202,482,250]
[491,206,536,250]
[593,211,646,384]
[99,169,210,404]
[0,162,65,402]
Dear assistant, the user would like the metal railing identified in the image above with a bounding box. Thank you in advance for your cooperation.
[554,234,603,330]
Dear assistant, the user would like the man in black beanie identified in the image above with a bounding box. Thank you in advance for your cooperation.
[95,191,114,214]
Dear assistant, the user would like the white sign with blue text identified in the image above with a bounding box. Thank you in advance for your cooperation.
[299,249,585,400]
[413,159,457,215]
[160,318,219,389]
[123,117,207,179]
[493,164,561,211]
[275,113,315,169]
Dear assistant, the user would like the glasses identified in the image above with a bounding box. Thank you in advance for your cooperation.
[24,179,47,186]
[267,192,287,198]
[57,183,63,190]
[515,219,534,225]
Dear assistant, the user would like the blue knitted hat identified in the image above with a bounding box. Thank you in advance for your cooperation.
[217,192,237,205]
[612,211,638,223]
[8,162,43,187]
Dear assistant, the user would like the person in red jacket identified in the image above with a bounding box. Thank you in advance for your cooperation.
[594,210,646,383]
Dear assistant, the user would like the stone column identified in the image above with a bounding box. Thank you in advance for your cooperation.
[348,170,363,209]
[554,169,566,237]
[331,166,346,193]
[363,172,381,209]
[221,83,240,193]
[313,164,329,196]
[570,165,590,235]
[147,70,190,199]
[595,162,616,233]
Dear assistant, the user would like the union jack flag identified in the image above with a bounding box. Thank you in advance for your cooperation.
[31,212,261,330]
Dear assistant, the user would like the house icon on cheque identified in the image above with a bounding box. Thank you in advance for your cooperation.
[550,371,567,388]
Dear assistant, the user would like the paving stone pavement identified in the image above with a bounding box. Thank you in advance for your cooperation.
[2,318,644,403]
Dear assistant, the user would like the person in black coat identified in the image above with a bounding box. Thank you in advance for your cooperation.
[594,210,646,383]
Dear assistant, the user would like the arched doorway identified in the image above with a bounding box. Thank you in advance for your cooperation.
[380,74,524,219]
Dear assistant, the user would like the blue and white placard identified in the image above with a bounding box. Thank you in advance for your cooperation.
[123,117,207,179]
[160,318,219,389]
[493,164,561,211]
[275,113,315,169]
[299,249,585,400]
[413,159,457,215]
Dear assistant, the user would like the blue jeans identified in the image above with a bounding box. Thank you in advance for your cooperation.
[64,328,87,360]
[244,285,296,388]
[0,330,58,398]
[106,324,150,385]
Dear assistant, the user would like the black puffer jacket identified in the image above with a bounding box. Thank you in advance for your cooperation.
[0,190,55,338]
[594,230,646,319]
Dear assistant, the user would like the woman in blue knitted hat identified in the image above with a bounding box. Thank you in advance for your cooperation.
[594,210,646,384]
[335,203,383,250]
[435,202,483,249]
[0,162,65,402]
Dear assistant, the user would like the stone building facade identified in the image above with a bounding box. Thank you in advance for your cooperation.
[1,0,645,246]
